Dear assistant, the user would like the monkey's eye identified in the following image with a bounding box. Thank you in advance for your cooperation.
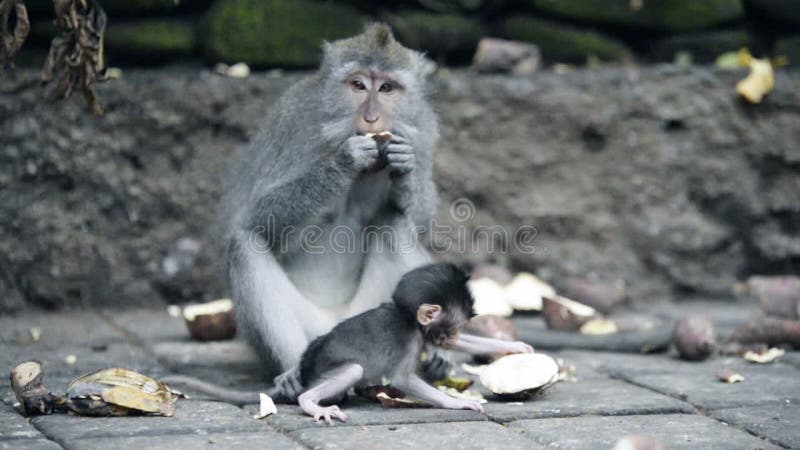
[378,83,393,93]
[351,80,367,91]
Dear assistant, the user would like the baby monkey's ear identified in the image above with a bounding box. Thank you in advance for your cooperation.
[417,304,442,326]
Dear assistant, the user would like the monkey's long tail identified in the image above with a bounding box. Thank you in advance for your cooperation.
[159,375,284,406]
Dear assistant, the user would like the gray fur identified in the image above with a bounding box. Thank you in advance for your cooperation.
[221,23,439,375]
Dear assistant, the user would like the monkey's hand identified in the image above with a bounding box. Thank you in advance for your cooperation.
[445,397,485,413]
[341,135,380,173]
[385,135,415,176]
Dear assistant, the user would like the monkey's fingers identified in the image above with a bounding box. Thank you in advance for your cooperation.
[389,134,410,145]
[386,143,414,155]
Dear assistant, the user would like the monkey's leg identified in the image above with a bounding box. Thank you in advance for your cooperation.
[230,233,338,371]
[297,364,363,425]
[451,334,534,355]
[394,374,484,413]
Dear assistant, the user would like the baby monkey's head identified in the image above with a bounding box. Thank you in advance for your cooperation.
[392,263,475,345]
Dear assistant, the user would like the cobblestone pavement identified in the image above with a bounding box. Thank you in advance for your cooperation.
[1,302,797,449]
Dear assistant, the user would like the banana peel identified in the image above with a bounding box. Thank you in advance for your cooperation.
[10,361,177,417]
[735,49,775,104]
[66,368,176,416]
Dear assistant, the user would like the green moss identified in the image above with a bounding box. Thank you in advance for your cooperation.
[204,0,366,68]
[501,15,631,63]
[387,12,483,63]
[98,0,181,14]
[105,21,196,56]
[532,0,744,31]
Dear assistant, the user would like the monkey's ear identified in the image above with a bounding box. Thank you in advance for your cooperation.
[417,304,442,326]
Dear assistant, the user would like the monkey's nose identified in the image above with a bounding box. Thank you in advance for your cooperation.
[364,114,379,123]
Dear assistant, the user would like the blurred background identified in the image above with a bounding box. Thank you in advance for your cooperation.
[1,0,798,313]
[10,0,800,68]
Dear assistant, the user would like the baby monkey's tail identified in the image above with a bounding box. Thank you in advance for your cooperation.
[159,375,288,406]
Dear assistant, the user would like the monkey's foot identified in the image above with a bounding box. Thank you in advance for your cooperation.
[311,405,348,425]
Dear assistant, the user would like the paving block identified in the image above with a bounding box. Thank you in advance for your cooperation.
[2,340,166,382]
[290,421,544,450]
[31,400,265,440]
[711,403,800,449]
[0,402,45,440]
[103,309,190,343]
[624,364,800,410]
[0,440,62,450]
[482,378,692,422]
[508,414,780,449]
[0,311,125,349]
[61,431,304,450]
[246,397,487,432]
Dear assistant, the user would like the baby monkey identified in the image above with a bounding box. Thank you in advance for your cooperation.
[295,262,533,424]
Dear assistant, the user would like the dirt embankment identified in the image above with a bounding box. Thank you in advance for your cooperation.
[1,66,798,311]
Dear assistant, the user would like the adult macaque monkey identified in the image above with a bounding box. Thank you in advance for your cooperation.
[166,25,504,401]
[223,23,437,374]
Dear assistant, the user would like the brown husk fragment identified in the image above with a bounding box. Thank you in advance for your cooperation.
[41,0,108,115]
[727,317,800,350]
[0,0,29,67]
[674,315,716,361]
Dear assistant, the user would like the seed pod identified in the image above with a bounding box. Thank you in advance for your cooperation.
[674,315,716,361]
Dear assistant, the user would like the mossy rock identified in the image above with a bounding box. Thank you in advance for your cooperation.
[25,0,186,15]
[387,12,483,64]
[775,35,800,65]
[500,15,631,63]
[105,21,196,59]
[652,30,751,62]
[100,0,183,14]
[531,0,744,31]
[204,0,367,68]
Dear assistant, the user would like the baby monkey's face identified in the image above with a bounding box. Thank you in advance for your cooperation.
[425,310,469,346]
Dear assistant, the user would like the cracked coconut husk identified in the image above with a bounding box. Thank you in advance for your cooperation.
[0,0,29,67]
[41,0,108,115]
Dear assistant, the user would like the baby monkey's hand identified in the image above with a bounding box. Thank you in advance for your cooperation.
[446,397,485,413]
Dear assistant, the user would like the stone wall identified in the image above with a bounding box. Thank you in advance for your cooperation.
[16,0,800,67]
[1,66,798,311]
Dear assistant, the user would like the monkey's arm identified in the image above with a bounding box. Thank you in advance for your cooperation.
[393,374,483,412]
[297,364,363,425]
[448,334,534,356]
[248,135,378,247]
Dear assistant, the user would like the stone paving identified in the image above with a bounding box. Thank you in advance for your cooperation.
[1,302,797,449]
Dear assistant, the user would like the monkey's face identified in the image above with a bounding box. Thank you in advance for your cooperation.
[417,303,468,346]
[344,70,403,135]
